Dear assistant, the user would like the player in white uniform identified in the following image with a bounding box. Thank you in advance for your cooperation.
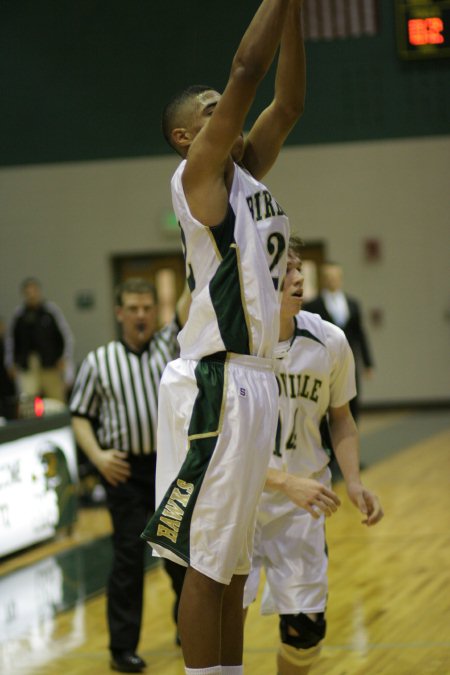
[243,237,384,675]
[141,2,307,673]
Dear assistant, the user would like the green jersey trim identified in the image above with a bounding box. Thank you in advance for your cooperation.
[295,326,325,348]
[209,238,252,355]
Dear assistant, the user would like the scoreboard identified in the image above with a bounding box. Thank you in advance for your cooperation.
[395,0,450,59]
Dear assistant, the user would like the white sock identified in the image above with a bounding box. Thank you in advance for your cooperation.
[222,667,243,674]
[185,667,222,675]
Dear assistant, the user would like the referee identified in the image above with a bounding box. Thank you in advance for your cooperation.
[70,277,189,673]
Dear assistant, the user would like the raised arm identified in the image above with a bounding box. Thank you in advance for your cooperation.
[242,0,306,179]
[182,0,290,224]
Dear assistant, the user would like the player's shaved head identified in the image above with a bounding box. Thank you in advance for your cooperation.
[162,84,214,154]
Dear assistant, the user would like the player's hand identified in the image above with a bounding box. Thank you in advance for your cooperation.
[95,449,131,487]
[346,482,384,526]
[283,475,341,519]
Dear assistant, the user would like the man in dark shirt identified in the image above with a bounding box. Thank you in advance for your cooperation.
[304,262,374,422]
[5,278,74,402]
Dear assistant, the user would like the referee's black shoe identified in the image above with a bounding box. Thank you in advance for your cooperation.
[110,651,147,672]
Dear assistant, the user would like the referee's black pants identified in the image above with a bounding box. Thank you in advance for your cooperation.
[104,453,184,653]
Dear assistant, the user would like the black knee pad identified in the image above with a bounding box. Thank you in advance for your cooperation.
[279,612,326,650]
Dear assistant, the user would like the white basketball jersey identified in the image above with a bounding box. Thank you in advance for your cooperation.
[172,161,290,359]
[258,311,356,519]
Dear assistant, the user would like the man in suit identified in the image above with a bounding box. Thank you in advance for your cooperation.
[303,262,374,423]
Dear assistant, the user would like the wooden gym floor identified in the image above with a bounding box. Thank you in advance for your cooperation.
[1,409,449,675]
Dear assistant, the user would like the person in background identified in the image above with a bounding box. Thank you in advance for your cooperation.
[0,316,17,419]
[244,239,383,675]
[4,277,74,403]
[70,277,190,674]
[303,262,374,423]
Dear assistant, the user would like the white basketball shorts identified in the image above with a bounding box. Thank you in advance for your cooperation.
[243,466,331,614]
[141,352,279,584]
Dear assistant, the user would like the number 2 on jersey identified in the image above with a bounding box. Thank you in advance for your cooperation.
[267,232,286,289]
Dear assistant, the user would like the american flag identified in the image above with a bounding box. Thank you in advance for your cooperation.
[303,0,378,40]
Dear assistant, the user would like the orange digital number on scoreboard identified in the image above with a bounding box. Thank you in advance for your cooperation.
[408,17,445,45]
[396,0,450,58]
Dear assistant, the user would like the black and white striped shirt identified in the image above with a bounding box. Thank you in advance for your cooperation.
[69,320,179,455]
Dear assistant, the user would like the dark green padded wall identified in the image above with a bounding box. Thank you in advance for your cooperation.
[1,0,449,166]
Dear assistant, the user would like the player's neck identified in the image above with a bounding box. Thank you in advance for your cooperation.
[279,316,295,342]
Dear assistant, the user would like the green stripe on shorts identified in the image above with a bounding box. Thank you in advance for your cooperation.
[141,356,226,564]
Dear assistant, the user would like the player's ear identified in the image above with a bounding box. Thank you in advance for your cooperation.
[115,305,124,324]
[172,127,191,149]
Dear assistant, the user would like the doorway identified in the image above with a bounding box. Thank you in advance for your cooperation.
[112,239,326,323]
